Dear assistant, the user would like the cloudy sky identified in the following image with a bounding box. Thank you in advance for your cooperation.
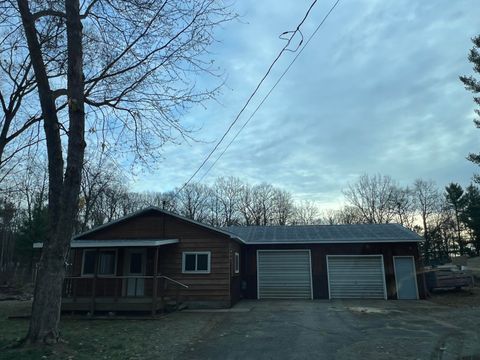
[131,0,479,209]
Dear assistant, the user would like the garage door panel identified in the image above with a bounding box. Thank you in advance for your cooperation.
[257,250,312,299]
[327,256,386,299]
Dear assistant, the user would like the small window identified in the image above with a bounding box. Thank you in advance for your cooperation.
[182,252,211,273]
[130,253,143,274]
[82,250,96,275]
[82,249,117,276]
[234,252,240,274]
[98,250,116,275]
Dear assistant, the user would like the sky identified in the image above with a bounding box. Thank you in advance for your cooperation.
[130,0,480,210]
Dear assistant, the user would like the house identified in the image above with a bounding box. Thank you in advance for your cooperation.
[35,207,425,313]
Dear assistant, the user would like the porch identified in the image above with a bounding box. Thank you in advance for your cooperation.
[63,239,188,314]
[62,275,188,313]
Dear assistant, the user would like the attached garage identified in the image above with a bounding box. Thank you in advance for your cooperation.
[257,250,312,299]
[327,255,387,299]
[226,223,426,301]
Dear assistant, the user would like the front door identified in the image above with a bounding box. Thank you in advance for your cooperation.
[394,256,419,300]
[124,249,146,296]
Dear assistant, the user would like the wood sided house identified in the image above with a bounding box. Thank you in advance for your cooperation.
[34,206,426,313]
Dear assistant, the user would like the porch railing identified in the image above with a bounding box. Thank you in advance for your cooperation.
[62,275,188,314]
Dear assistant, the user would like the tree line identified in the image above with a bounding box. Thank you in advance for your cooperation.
[2,159,480,271]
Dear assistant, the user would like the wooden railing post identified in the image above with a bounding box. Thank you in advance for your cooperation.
[73,278,77,303]
[90,249,99,315]
[152,247,159,315]
[114,277,119,303]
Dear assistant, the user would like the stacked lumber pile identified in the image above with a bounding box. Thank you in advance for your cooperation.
[426,267,474,291]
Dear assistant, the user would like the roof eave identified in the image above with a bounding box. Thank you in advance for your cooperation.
[242,239,423,245]
[72,206,246,244]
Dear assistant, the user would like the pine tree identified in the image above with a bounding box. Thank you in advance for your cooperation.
[461,185,480,255]
[461,35,480,181]
[445,183,467,255]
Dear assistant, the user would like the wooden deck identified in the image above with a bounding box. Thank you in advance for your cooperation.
[62,297,167,312]
[62,275,188,313]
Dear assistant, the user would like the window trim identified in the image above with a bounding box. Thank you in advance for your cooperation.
[182,251,211,274]
[81,248,118,277]
[234,252,240,274]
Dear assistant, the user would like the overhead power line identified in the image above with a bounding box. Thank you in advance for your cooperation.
[197,0,341,183]
[175,0,340,196]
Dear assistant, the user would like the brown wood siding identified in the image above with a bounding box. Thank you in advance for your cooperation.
[69,241,233,302]
[243,242,426,300]
[229,239,242,305]
[79,210,228,241]
[158,239,231,302]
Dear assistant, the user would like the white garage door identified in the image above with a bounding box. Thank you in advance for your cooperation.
[257,250,312,299]
[327,256,387,299]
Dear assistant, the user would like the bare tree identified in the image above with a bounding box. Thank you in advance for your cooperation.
[320,208,339,225]
[91,183,129,225]
[239,183,255,225]
[334,206,364,225]
[11,0,234,343]
[205,187,222,227]
[343,174,398,224]
[0,7,43,182]
[213,177,242,226]
[293,200,320,225]
[254,183,275,225]
[413,179,442,263]
[391,186,416,228]
[271,189,294,225]
[176,183,210,222]
[78,154,125,232]
[17,156,48,224]
[319,207,363,225]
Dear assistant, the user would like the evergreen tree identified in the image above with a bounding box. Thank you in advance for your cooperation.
[461,184,480,255]
[15,200,48,270]
[444,183,467,255]
[460,35,480,181]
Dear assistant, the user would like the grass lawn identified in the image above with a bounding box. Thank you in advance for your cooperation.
[0,301,216,360]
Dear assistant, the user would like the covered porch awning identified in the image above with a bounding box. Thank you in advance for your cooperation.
[33,239,179,248]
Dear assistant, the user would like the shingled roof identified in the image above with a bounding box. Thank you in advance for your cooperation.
[223,223,422,244]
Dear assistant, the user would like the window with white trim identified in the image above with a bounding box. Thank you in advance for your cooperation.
[234,252,240,274]
[81,249,117,276]
[182,252,211,273]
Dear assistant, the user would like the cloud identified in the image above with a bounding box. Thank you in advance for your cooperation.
[132,0,480,209]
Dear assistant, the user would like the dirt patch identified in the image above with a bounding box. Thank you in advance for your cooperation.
[347,306,391,314]
[428,285,480,307]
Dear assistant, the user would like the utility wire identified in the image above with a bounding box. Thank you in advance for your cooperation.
[197,0,341,183]
[174,0,319,197]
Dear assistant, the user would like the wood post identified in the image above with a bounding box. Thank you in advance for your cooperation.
[90,249,99,315]
[152,246,159,315]
[73,278,77,303]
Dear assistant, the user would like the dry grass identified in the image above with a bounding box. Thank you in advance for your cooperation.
[428,285,480,308]
[0,300,219,360]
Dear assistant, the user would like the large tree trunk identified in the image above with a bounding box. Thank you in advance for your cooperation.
[18,0,85,344]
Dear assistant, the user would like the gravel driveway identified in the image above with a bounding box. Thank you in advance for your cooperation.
[172,299,480,360]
